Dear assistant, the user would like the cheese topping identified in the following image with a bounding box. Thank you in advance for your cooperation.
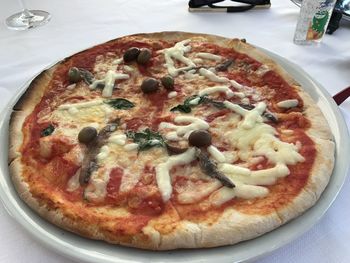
[109,134,127,145]
[123,65,134,73]
[198,86,234,98]
[84,168,111,202]
[177,181,221,204]
[156,148,197,201]
[124,143,139,151]
[66,83,76,90]
[184,69,199,80]
[90,70,129,97]
[111,58,123,65]
[96,145,110,163]
[199,68,229,83]
[188,96,201,105]
[207,145,226,163]
[193,58,203,64]
[277,99,299,109]
[67,170,80,192]
[67,107,79,115]
[56,39,307,207]
[168,91,178,99]
[230,79,245,90]
[218,163,251,176]
[58,99,104,110]
[196,52,222,62]
[160,116,209,140]
[161,39,196,77]
[209,185,269,206]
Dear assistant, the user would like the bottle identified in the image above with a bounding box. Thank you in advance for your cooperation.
[293,0,337,45]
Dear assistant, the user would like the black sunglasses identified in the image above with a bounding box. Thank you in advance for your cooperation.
[188,0,271,12]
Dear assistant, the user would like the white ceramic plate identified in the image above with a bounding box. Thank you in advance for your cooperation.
[0,48,349,263]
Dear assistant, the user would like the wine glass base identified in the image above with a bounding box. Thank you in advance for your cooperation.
[6,10,51,30]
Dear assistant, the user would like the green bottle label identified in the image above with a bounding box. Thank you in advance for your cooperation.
[311,10,329,33]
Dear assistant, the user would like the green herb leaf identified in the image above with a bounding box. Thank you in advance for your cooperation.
[104,98,135,110]
[170,95,225,113]
[40,124,55,137]
[126,128,165,151]
[170,104,192,113]
[170,95,201,113]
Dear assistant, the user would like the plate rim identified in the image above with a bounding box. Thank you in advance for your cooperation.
[0,44,349,263]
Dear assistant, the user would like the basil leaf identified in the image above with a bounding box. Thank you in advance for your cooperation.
[171,95,225,113]
[104,98,135,110]
[126,128,165,151]
[170,95,201,113]
[40,124,55,137]
[170,104,192,113]
[78,68,95,85]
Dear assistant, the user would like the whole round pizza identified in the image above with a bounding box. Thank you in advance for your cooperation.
[8,32,335,250]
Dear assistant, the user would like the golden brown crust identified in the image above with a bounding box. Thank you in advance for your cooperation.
[8,31,335,250]
[9,68,56,162]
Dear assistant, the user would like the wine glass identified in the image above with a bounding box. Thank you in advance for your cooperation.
[6,0,51,30]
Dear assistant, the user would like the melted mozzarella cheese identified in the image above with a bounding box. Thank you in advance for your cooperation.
[277,99,299,109]
[66,83,76,90]
[196,52,222,62]
[123,65,134,73]
[188,96,201,105]
[177,181,221,204]
[184,69,199,80]
[218,163,251,175]
[255,64,270,76]
[67,107,79,115]
[198,86,234,98]
[209,184,269,206]
[205,100,306,205]
[90,70,129,97]
[58,99,103,110]
[124,143,139,151]
[109,134,127,145]
[51,100,112,138]
[67,169,80,192]
[224,101,266,129]
[193,58,203,64]
[111,58,123,65]
[84,168,111,202]
[96,145,110,163]
[168,91,178,99]
[207,145,226,163]
[230,79,244,90]
[161,39,196,77]
[199,68,228,83]
[160,116,209,140]
[156,148,197,201]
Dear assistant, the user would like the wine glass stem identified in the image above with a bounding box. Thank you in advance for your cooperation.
[17,0,26,11]
[17,0,34,18]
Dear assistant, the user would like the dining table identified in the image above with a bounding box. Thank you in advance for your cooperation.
[0,0,349,262]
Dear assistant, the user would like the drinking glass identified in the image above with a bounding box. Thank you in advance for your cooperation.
[6,0,51,30]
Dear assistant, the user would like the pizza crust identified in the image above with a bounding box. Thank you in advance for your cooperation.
[8,31,335,250]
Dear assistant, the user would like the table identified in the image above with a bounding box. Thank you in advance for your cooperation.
[0,1,349,262]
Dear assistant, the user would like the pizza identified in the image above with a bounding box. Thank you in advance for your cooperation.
[8,32,335,250]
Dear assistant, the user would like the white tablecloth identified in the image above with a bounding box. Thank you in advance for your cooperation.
[0,0,349,262]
